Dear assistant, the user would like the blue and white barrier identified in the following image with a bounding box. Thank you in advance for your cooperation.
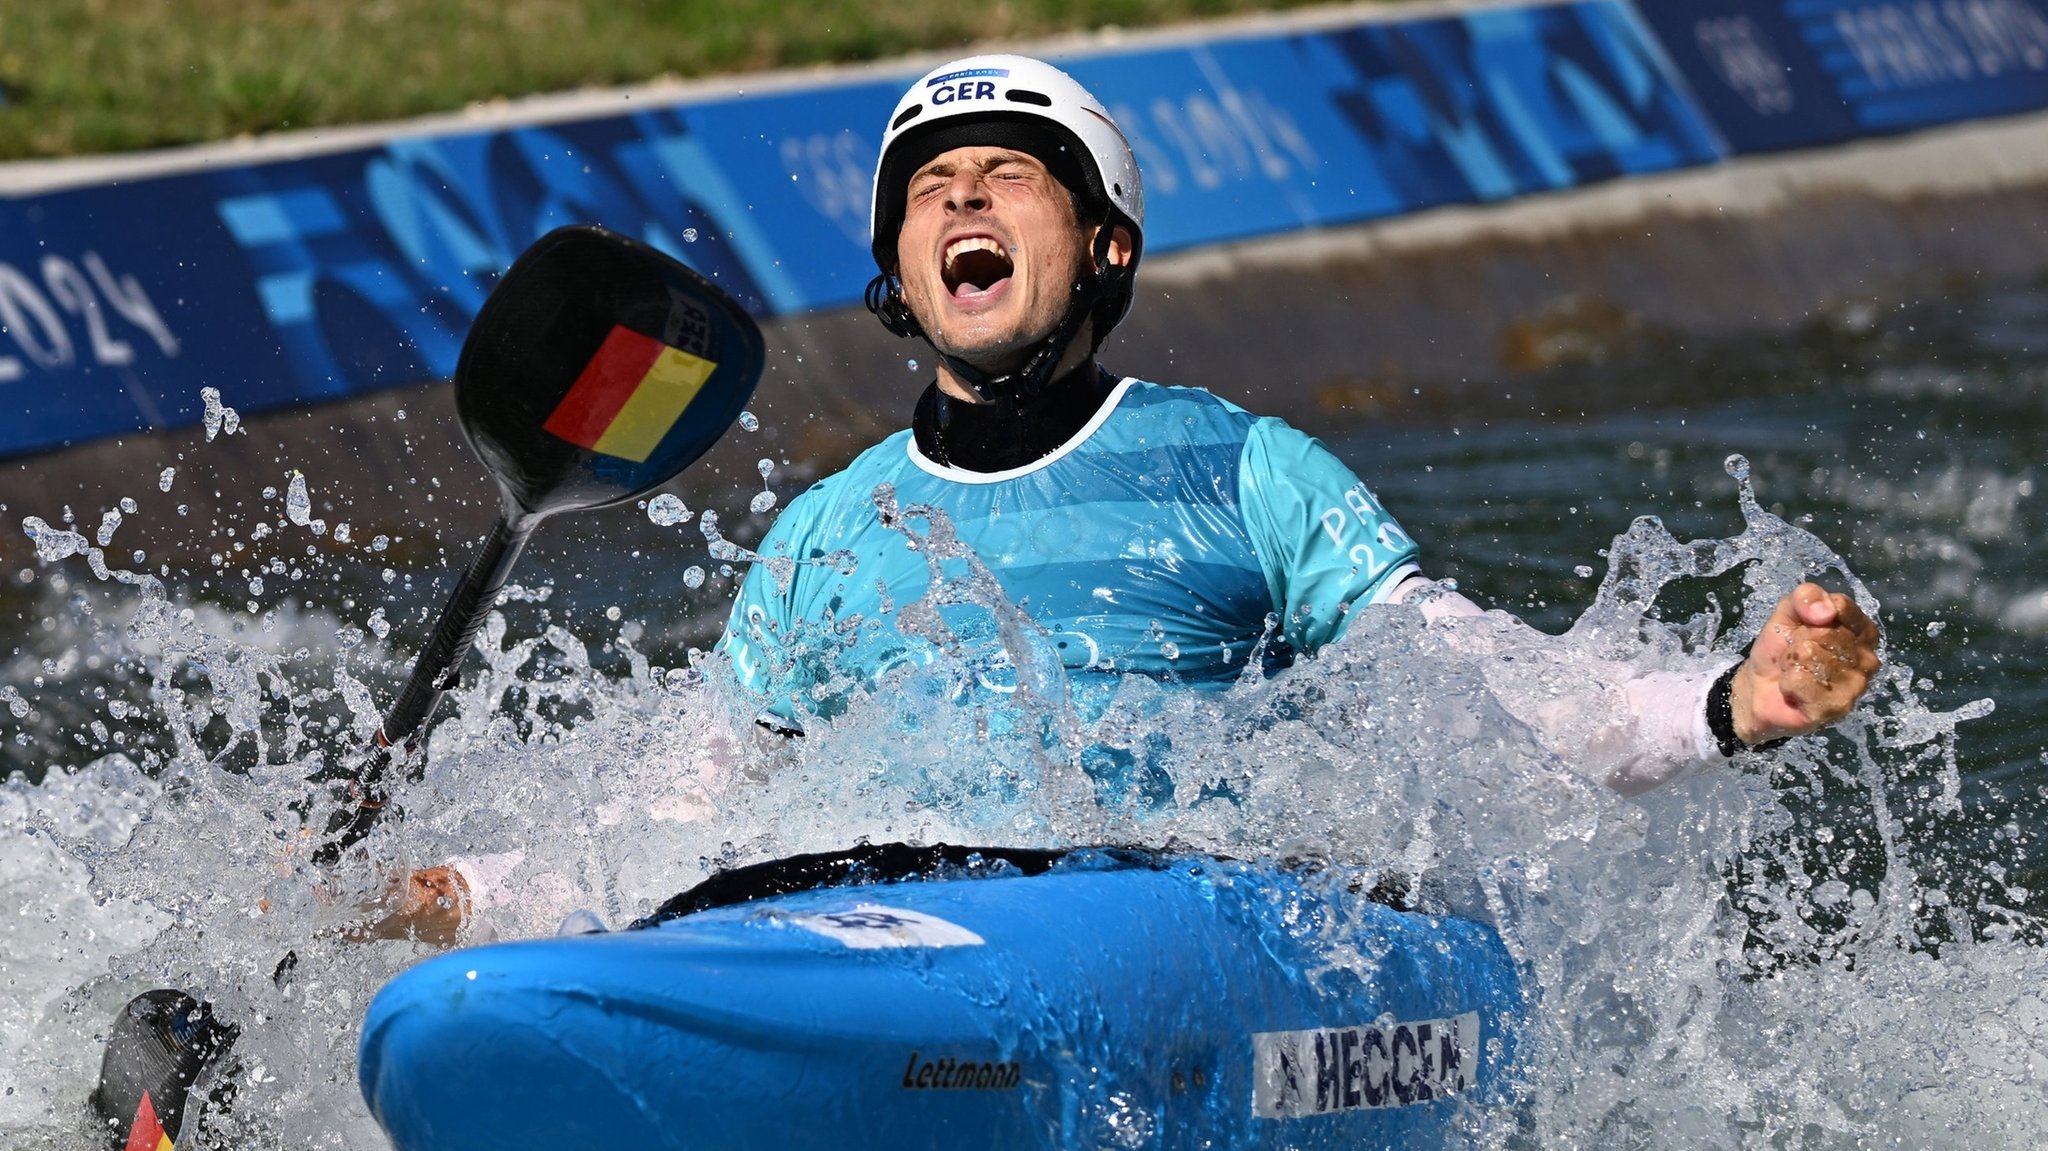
[2,0,2046,460]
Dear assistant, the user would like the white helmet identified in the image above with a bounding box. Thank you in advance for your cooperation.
[866,54,1145,358]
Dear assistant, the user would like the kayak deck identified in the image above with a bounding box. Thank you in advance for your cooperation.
[360,852,1524,1150]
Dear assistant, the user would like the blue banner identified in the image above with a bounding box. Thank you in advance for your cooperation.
[0,0,1725,460]
[1637,0,2048,153]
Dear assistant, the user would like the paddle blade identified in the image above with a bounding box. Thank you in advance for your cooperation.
[455,225,766,520]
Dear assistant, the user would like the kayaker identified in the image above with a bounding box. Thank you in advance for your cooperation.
[91,58,1887,1148]
[716,54,1880,769]
[416,53,1881,936]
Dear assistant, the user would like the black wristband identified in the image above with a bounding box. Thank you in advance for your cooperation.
[1706,661,1788,758]
[1706,663,1743,758]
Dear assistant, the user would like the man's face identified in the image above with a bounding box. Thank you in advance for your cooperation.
[893,145,1093,372]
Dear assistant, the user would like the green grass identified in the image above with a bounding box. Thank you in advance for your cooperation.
[0,0,1384,161]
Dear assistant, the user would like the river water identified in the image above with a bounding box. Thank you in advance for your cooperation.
[1,282,2044,1148]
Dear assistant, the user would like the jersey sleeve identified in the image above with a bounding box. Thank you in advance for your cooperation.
[1238,417,1421,655]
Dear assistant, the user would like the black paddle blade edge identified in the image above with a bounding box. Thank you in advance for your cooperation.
[455,225,766,520]
[92,990,238,1150]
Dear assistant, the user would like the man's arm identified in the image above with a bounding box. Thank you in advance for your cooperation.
[1235,417,1881,793]
[1388,574,1881,793]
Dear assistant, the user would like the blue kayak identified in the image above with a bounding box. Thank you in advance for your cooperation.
[359,848,1525,1150]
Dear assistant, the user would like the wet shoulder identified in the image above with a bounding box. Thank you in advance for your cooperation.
[1106,380,1262,448]
[769,430,917,542]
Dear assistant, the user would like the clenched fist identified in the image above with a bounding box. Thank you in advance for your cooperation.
[1733,582,1883,745]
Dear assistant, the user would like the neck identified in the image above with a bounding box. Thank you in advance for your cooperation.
[913,361,1118,473]
[930,312,1098,404]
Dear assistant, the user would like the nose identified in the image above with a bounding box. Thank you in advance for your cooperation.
[942,169,990,214]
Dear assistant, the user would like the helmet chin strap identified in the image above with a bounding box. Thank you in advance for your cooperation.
[924,225,1119,408]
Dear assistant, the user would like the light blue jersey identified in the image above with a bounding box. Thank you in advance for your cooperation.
[719,379,1419,728]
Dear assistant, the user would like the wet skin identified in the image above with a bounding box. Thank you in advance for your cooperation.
[1735,582,1884,745]
[892,145,1131,402]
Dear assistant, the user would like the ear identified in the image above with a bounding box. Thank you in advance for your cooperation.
[1104,224,1135,268]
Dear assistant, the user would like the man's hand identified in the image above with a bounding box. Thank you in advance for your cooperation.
[1732,582,1882,745]
[350,865,471,946]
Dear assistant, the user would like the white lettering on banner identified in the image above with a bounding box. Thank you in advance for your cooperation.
[0,252,179,382]
[1696,16,1797,114]
[1116,86,1318,199]
[83,252,180,356]
[44,256,134,366]
[779,129,878,247]
[1834,0,2048,91]
[0,264,74,368]
[1251,1011,1480,1119]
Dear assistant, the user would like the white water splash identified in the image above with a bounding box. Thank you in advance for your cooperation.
[0,457,2032,1151]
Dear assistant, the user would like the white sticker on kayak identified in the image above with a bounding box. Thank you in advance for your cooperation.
[1251,1011,1479,1118]
[787,904,985,950]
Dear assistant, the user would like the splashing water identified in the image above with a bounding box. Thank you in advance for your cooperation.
[200,387,242,442]
[0,415,2038,1151]
[646,493,693,527]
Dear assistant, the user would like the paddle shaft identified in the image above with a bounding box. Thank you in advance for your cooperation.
[314,513,534,865]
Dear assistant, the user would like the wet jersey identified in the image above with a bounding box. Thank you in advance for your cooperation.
[719,379,1419,727]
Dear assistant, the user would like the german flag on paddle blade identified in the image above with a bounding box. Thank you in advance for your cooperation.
[543,325,717,463]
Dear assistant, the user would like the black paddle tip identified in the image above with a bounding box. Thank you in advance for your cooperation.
[92,989,238,1150]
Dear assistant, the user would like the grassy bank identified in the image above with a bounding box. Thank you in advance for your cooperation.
[0,0,1384,161]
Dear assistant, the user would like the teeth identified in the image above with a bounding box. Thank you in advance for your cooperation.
[944,236,1006,272]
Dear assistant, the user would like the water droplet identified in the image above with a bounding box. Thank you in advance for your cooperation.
[738,410,760,433]
[605,605,623,621]
[158,468,176,492]
[367,607,391,638]
[285,473,314,527]
[333,523,351,544]
[682,228,699,242]
[381,568,398,585]
[248,576,264,596]
[1926,620,1947,637]
[21,517,87,563]
[95,510,122,547]
[683,566,706,589]
[1159,641,1180,661]
[118,497,137,514]
[757,458,775,480]
[1574,565,1595,579]
[750,490,778,515]
[647,493,693,526]
[907,359,920,371]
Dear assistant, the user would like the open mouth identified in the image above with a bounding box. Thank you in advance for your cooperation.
[942,236,1014,299]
